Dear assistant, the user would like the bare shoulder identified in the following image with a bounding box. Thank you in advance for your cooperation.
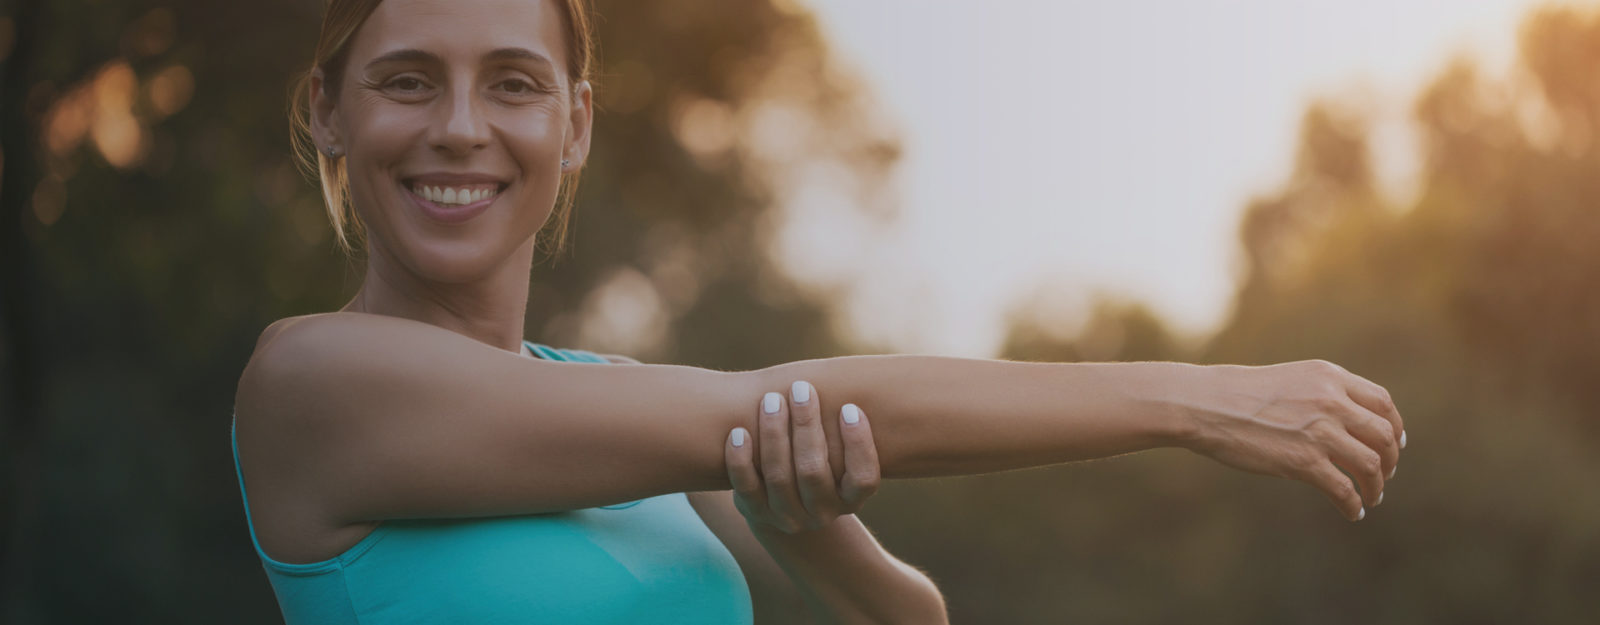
[233,312,422,563]
[237,312,454,416]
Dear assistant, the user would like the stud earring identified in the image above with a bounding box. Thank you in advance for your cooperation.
[561,159,571,168]
[324,145,342,158]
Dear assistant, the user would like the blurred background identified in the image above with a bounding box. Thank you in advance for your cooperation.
[2,0,1598,622]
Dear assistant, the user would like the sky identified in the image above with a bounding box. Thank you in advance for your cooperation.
[771,0,1570,357]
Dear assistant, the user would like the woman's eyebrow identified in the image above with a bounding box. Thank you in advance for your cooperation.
[364,48,440,70]
[483,47,556,73]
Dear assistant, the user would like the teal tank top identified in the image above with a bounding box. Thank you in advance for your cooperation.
[231,341,754,624]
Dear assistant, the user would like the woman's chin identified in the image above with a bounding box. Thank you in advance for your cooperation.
[402,237,513,284]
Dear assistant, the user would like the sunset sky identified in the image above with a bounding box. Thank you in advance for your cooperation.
[776,0,1567,357]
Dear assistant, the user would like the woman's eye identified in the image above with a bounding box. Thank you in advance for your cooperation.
[500,80,538,94]
[388,77,425,91]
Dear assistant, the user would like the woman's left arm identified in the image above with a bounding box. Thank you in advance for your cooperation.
[745,513,948,624]
[722,380,947,625]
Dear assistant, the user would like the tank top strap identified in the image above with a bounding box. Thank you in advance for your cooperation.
[524,340,612,363]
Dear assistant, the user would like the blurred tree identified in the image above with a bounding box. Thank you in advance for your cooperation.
[903,4,1600,623]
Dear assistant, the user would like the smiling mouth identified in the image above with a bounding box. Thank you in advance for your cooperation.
[403,180,508,206]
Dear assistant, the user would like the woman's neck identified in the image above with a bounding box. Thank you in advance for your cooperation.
[340,241,535,357]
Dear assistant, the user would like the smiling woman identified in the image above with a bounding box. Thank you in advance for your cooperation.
[287,0,592,259]
[235,1,1405,624]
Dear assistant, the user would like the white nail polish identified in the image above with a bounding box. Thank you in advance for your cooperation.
[842,403,860,425]
[1357,507,1366,521]
[1401,430,1407,449]
[731,427,746,447]
[1375,492,1384,506]
[791,380,810,404]
[763,392,781,414]
[1389,465,1397,479]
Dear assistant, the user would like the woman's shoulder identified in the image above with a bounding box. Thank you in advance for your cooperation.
[254,311,421,351]
[237,312,424,422]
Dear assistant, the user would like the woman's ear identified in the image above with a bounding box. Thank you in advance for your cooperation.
[562,79,594,172]
[309,67,342,156]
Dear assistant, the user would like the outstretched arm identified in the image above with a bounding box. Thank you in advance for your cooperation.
[748,356,1403,521]
[750,355,1198,481]
[238,312,1401,526]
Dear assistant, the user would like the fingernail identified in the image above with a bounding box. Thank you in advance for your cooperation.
[731,427,747,447]
[1389,465,1397,479]
[791,380,811,404]
[1357,507,1366,521]
[763,392,781,414]
[842,403,861,425]
[1401,430,1407,449]
[1375,492,1384,506]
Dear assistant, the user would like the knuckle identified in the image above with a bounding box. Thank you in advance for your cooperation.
[1288,451,1322,479]
[1297,446,1325,469]
[1311,394,1345,414]
[1331,478,1356,501]
[1360,452,1382,477]
[793,456,827,476]
[1376,391,1396,415]
[799,471,831,493]
[1308,359,1342,376]
[856,477,882,499]
[764,469,793,488]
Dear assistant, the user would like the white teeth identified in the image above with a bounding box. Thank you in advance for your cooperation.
[411,183,499,206]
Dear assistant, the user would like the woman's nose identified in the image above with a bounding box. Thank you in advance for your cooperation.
[431,83,489,155]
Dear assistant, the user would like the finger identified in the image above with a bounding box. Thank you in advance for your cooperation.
[789,380,838,524]
[759,390,807,525]
[725,427,765,507]
[1340,399,1399,483]
[1343,372,1404,449]
[837,403,881,512]
[1321,422,1385,511]
[1304,458,1365,522]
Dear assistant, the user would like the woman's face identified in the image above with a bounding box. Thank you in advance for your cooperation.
[313,0,591,284]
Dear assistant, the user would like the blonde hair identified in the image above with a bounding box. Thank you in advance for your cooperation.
[288,0,596,256]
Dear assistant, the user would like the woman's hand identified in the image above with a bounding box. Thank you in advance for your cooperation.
[1182,360,1407,522]
[724,380,881,534]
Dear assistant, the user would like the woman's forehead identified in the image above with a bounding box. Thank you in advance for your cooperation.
[352,0,567,67]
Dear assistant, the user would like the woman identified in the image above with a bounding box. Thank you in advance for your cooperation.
[232,0,1407,623]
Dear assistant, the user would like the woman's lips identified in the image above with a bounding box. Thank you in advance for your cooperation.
[402,181,501,225]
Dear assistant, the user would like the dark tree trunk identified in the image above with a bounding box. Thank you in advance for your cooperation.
[0,0,49,618]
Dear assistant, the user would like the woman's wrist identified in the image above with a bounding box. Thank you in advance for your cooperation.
[1116,360,1212,450]
[1157,362,1253,453]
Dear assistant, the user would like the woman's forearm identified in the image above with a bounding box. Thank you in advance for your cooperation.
[750,514,947,625]
[743,355,1202,480]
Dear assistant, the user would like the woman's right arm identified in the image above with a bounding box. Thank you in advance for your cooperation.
[754,355,1403,521]
[236,312,1402,526]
